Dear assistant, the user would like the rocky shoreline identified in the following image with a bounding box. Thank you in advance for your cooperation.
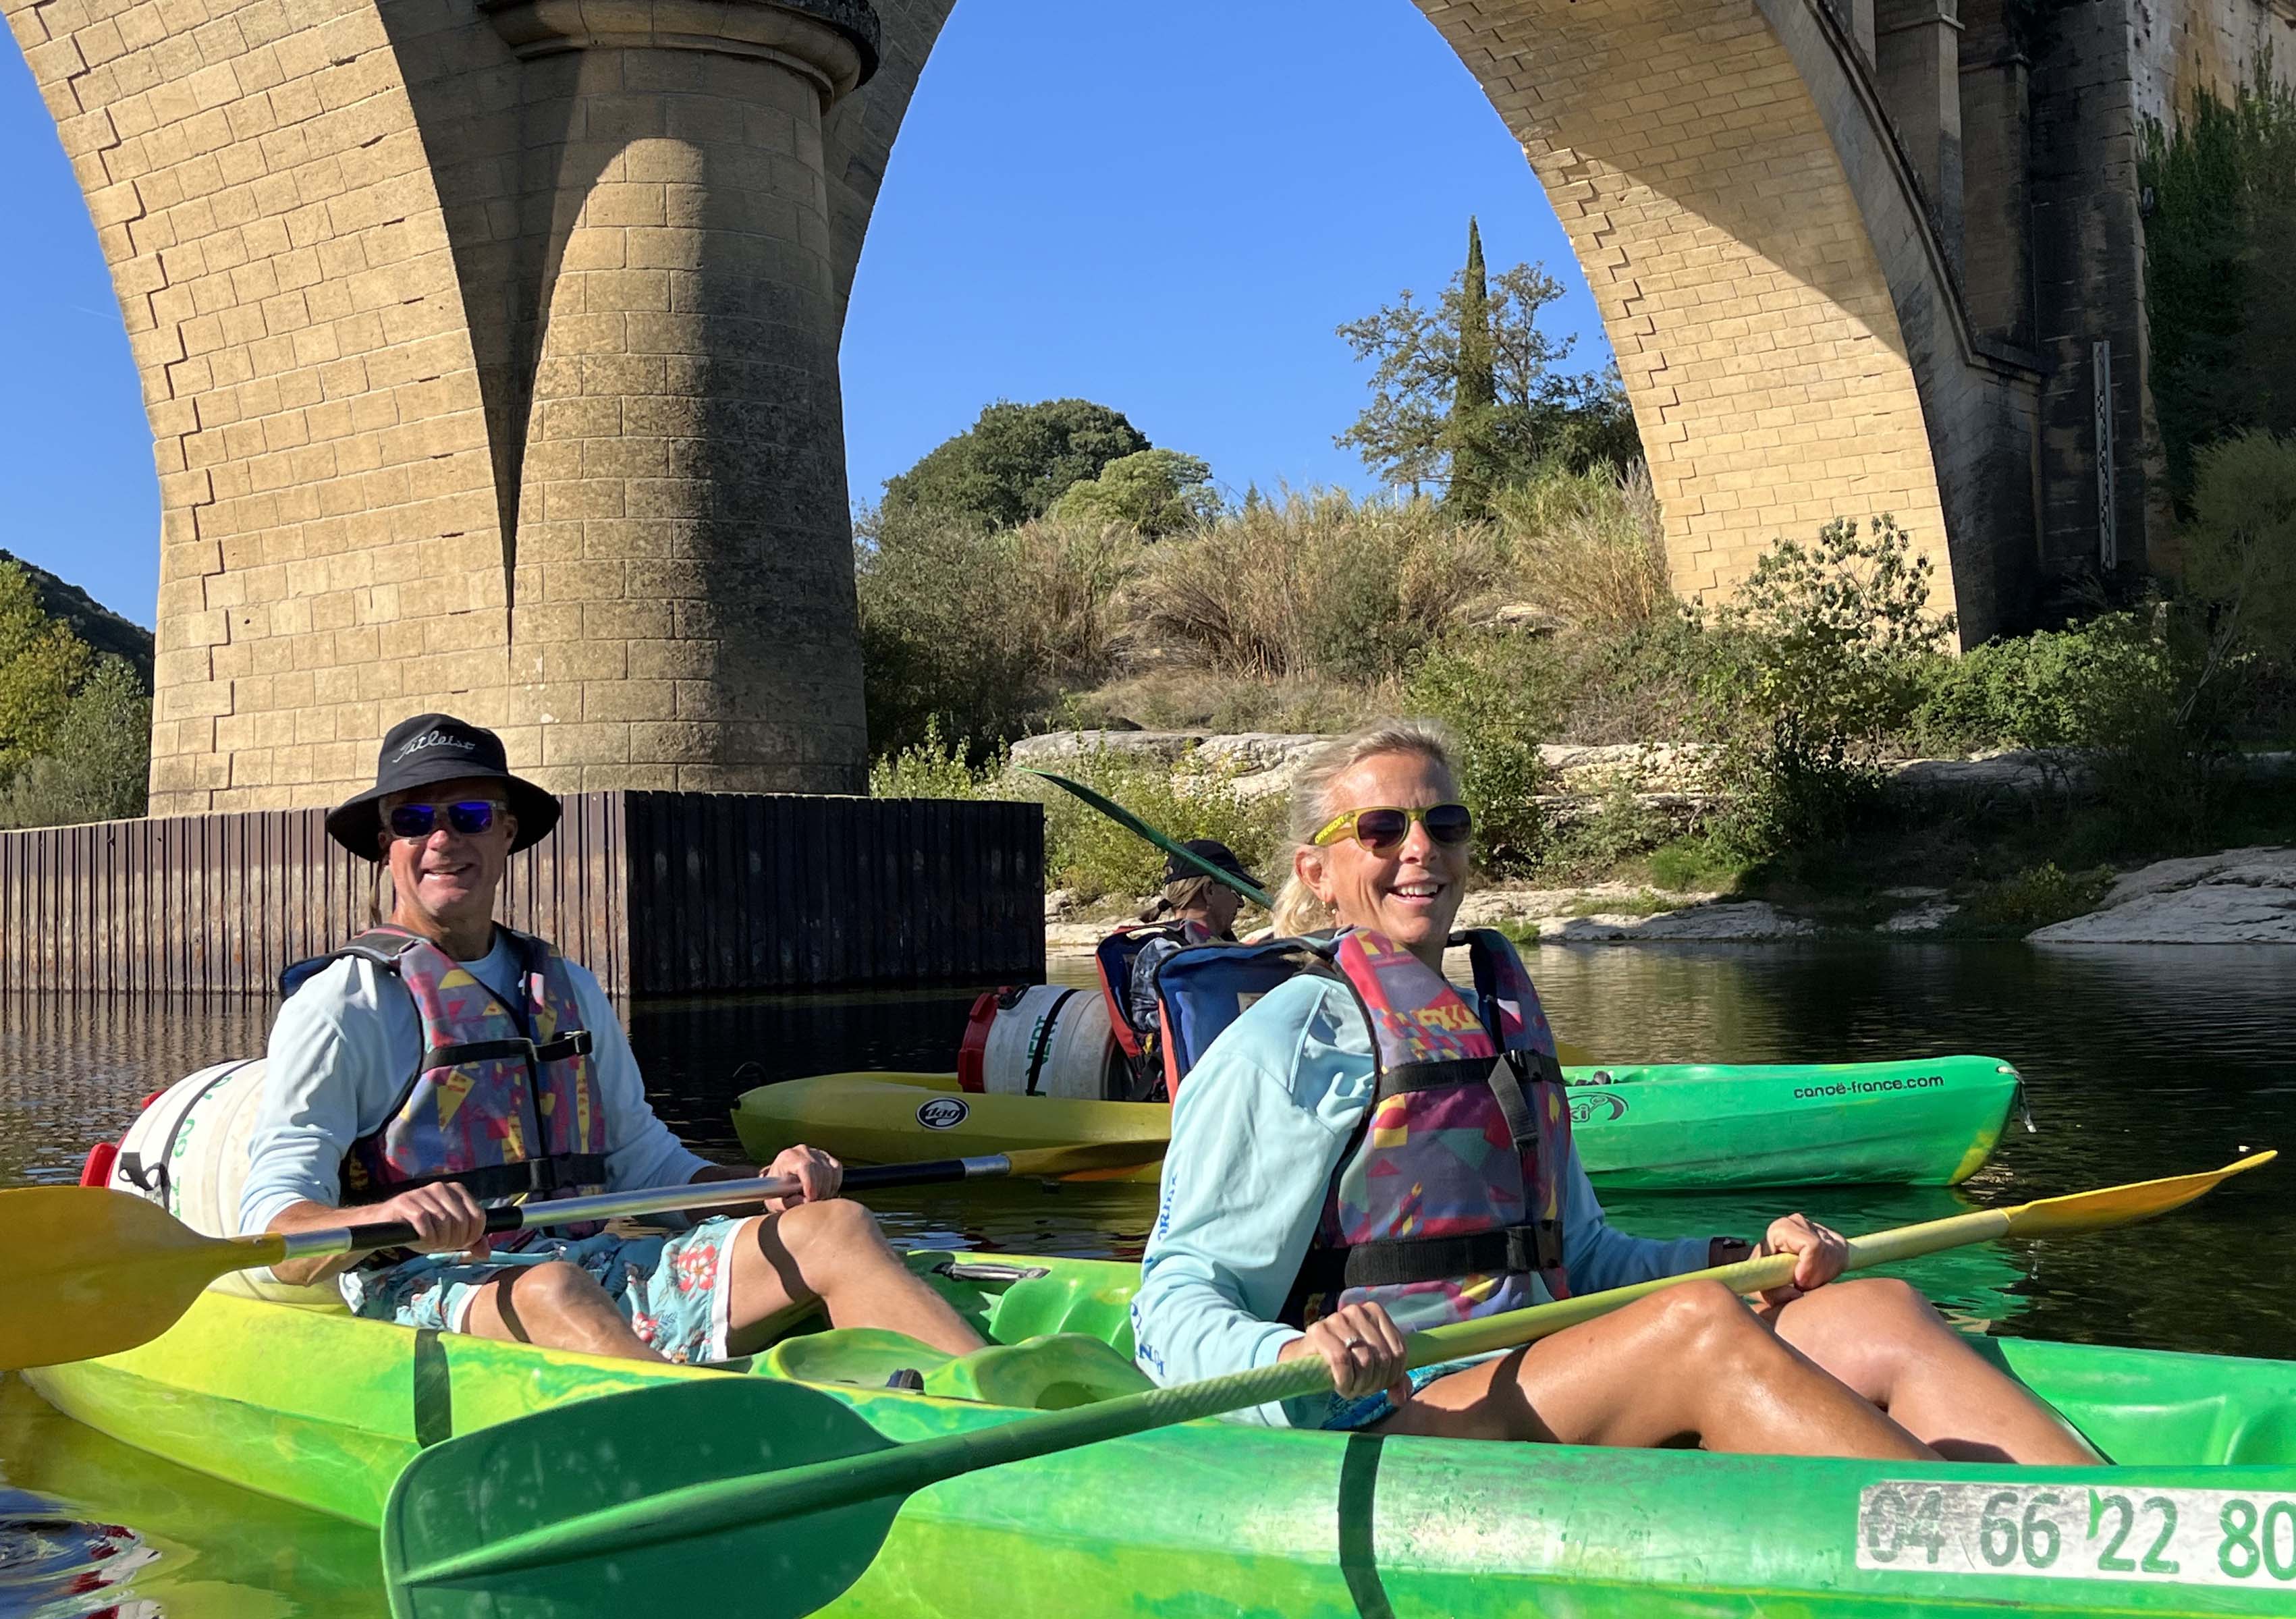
[1046,850,2295,950]
[1023,728,2293,948]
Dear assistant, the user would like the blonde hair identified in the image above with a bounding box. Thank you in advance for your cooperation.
[1139,874,1218,923]
[1271,718,1461,937]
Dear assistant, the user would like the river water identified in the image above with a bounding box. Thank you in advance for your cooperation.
[1,940,2289,1615]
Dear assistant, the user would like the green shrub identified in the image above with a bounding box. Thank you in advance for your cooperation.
[1950,863,2115,936]
[1531,779,1677,883]
[1402,630,1558,873]
[1643,834,1751,894]
[1024,748,1284,904]
[1698,515,1951,858]
[1911,613,2176,754]
[866,720,1004,800]
[1049,449,1219,537]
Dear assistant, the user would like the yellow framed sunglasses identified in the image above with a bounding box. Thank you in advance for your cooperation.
[1311,802,1475,854]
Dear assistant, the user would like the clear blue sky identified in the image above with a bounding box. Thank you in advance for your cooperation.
[0,0,1606,629]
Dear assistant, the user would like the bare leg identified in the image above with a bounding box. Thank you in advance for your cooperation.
[1371,1280,1936,1460]
[722,1198,985,1359]
[463,1261,665,1362]
[1763,1278,2102,1464]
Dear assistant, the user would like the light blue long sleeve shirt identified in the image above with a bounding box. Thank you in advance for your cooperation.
[1130,974,1712,1427]
[238,931,711,1246]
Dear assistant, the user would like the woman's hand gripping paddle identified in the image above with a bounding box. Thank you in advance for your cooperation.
[379,1150,2274,1619]
[0,1139,1165,1373]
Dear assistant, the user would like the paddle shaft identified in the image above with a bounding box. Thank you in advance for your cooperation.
[273,1153,1039,1265]
[1024,769,1272,907]
[393,1150,2276,1591]
[402,1206,2015,1583]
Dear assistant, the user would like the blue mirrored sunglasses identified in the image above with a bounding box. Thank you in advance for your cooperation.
[386,800,505,840]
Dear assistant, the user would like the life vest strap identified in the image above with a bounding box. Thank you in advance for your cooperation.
[1482,1053,1542,1157]
[343,1151,609,1209]
[420,1030,593,1074]
[1290,1222,1568,1296]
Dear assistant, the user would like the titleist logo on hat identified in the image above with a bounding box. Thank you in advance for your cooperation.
[392,728,479,763]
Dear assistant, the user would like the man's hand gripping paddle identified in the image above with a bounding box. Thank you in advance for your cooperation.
[0,1139,1166,1373]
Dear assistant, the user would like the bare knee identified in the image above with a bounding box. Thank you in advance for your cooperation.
[772,1195,887,1260]
[1796,1277,1946,1338]
[489,1260,613,1340]
[512,1260,608,1315]
[1653,1278,1759,1334]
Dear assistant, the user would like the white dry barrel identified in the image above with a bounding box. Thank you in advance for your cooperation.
[973,985,1128,1101]
[108,1060,341,1306]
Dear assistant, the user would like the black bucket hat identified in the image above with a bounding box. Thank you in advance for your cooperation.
[1166,838,1257,891]
[325,713,562,860]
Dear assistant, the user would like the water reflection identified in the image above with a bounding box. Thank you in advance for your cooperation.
[0,1379,379,1618]
[0,941,2287,1619]
[0,997,271,1188]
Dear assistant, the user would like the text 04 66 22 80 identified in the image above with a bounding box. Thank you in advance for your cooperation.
[1856,1482,2296,1588]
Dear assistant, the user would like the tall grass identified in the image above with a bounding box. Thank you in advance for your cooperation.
[1492,460,1670,632]
[1135,490,1504,683]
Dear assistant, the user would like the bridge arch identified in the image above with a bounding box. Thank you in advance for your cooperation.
[6,0,2031,811]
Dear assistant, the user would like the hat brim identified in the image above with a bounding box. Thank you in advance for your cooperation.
[325,759,562,860]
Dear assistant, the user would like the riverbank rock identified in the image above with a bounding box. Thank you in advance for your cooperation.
[2028,846,2296,943]
[1454,883,1722,927]
[1536,901,1815,942]
[1878,899,1960,933]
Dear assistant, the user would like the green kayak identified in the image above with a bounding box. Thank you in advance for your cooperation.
[734,1053,2027,1188]
[24,1251,2296,1616]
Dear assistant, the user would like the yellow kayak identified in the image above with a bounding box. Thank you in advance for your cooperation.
[736,1052,2025,1190]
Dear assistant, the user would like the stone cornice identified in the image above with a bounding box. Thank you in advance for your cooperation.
[479,0,881,102]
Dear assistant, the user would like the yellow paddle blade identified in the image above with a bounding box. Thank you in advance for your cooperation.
[0,1187,286,1373]
[1556,1039,1593,1066]
[2000,1149,2275,1237]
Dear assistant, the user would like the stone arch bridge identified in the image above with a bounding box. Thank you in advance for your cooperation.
[8,0,2283,812]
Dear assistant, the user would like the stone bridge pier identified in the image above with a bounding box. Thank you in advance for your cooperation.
[7,0,2293,810]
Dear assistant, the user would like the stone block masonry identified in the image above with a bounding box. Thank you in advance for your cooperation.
[4,0,881,814]
[11,0,2289,808]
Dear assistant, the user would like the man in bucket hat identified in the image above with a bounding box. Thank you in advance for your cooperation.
[238,713,983,1365]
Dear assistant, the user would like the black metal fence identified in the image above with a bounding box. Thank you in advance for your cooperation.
[0,794,1042,997]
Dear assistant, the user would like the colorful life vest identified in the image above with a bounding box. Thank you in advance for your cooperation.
[1156,927,1575,1329]
[304,926,609,1236]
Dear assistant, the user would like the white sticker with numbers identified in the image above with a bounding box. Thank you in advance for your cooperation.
[1857,1481,2296,1588]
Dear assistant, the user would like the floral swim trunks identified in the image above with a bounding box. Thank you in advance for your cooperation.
[339,1217,749,1365]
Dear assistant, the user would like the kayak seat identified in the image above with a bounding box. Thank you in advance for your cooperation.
[761,1327,957,1390]
[977,1269,1140,1360]
[927,1333,1155,1410]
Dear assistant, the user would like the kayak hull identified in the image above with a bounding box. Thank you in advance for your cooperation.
[734,1055,2024,1188]
[26,1255,2296,1618]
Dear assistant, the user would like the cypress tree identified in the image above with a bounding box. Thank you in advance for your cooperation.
[1444,216,1502,520]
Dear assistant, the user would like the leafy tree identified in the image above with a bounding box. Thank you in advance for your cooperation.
[1049,449,1219,536]
[881,400,1152,530]
[1338,243,1643,497]
[1442,217,1504,521]
[0,657,151,827]
[2140,65,2296,509]
[0,561,94,784]
[2178,429,2296,714]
